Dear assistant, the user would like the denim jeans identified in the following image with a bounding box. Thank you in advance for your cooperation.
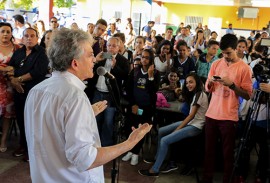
[93,90,116,147]
[152,121,201,173]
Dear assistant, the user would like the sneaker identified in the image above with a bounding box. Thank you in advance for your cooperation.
[160,161,178,173]
[122,152,133,161]
[13,146,26,157]
[138,169,159,177]
[143,158,155,164]
[130,154,139,165]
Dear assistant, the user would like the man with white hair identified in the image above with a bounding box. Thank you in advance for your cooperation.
[24,29,152,183]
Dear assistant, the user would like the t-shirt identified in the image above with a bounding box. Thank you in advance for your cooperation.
[154,56,173,73]
[173,56,196,79]
[133,68,151,106]
[188,91,209,129]
[205,58,253,121]
[143,25,151,37]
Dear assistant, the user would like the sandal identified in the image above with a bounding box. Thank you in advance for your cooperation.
[0,147,7,152]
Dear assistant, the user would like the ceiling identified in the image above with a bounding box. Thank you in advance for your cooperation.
[156,0,270,7]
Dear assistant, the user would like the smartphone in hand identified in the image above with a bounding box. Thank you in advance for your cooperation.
[102,52,113,59]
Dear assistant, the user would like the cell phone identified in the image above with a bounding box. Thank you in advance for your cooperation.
[102,52,113,59]
[137,108,143,115]
[213,76,221,79]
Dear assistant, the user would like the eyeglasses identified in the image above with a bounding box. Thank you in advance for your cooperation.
[19,59,26,67]
[51,21,57,23]
[107,44,118,48]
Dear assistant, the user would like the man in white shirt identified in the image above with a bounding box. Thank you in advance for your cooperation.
[24,29,152,183]
[175,26,193,47]
[12,14,26,45]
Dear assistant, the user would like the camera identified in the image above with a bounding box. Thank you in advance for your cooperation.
[253,38,270,83]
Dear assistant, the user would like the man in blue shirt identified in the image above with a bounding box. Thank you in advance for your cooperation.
[226,23,235,35]
[142,21,155,38]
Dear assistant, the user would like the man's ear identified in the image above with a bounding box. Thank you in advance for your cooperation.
[70,59,78,70]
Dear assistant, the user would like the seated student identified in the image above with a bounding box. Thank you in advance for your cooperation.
[192,29,207,52]
[246,37,254,55]
[236,39,252,65]
[191,48,203,64]
[196,40,219,84]
[133,36,146,59]
[159,67,180,102]
[138,73,208,177]
[154,40,174,77]
[173,40,196,80]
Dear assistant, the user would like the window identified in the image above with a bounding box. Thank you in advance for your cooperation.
[185,16,203,30]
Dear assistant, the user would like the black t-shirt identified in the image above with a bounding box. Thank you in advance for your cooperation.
[173,56,196,79]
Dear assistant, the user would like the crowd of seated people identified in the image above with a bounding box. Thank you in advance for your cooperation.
[0,13,270,183]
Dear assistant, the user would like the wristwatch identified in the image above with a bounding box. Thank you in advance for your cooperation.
[18,76,23,82]
[229,82,236,90]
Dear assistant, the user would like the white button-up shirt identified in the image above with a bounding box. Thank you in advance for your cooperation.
[25,71,104,183]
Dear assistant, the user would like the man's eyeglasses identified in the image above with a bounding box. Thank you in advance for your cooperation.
[19,59,26,67]
[107,44,118,48]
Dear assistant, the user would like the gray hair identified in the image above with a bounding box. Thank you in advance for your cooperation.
[107,37,121,46]
[47,28,92,71]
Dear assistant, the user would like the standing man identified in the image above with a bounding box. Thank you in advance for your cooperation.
[86,37,129,146]
[8,28,49,161]
[40,17,59,48]
[87,23,95,36]
[226,23,235,35]
[142,21,155,38]
[24,29,151,183]
[202,34,252,183]
[164,27,176,46]
[49,16,59,31]
[92,19,107,56]
[12,14,26,45]
[203,25,211,42]
[175,26,193,47]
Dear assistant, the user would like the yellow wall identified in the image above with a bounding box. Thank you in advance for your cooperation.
[164,3,270,30]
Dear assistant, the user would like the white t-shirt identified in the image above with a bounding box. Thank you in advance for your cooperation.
[13,26,26,42]
[188,91,209,129]
[154,56,173,73]
[25,71,103,183]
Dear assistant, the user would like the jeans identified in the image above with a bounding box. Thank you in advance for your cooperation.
[93,90,116,147]
[152,121,201,173]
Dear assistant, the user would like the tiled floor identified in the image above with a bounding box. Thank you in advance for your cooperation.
[0,128,263,183]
